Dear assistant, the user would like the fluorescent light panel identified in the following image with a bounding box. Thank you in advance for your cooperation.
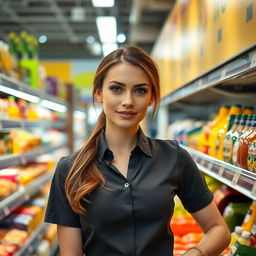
[41,100,67,113]
[92,0,114,7]
[102,43,118,56]
[96,16,117,43]
[0,84,40,103]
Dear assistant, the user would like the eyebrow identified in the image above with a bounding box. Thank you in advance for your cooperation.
[108,81,149,87]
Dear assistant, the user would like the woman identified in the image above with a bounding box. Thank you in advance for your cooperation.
[45,46,230,256]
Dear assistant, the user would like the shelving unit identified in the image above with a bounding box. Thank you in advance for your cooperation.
[0,143,67,169]
[158,46,256,200]
[0,73,71,255]
[0,119,65,131]
[0,171,54,220]
[14,223,49,256]
[180,145,256,201]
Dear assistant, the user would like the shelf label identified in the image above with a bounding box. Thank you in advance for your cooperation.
[218,166,225,176]
[231,172,240,185]
[250,52,256,68]
[251,183,256,197]
[20,156,27,165]
[2,206,10,216]
[220,68,227,80]
[207,162,213,170]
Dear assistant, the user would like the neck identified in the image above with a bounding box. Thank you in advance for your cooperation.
[104,124,140,153]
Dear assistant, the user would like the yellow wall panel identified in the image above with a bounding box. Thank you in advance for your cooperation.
[152,0,256,97]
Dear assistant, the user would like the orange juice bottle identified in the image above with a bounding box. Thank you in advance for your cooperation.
[233,115,253,166]
[198,105,229,154]
[215,104,241,160]
[242,201,256,232]
[7,96,20,119]
[209,105,230,157]
[237,114,256,169]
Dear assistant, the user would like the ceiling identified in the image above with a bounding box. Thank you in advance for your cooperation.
[0,0,175,59]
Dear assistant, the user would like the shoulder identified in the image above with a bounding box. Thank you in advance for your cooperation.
[149,137,179,152]
[54,154,76,180]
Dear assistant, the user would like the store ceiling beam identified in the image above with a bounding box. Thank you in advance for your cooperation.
[45,0,79,43]
[0,0,35,34]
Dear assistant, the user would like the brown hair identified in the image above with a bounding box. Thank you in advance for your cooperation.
[65,46,160,214]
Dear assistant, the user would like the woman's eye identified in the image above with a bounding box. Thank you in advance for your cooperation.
[135,88,148,95]
[109,86,122,94]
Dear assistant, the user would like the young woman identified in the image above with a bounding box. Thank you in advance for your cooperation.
[45,46,230,256]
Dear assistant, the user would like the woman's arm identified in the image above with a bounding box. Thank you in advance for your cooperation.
[57,225,84,256]
[183,201,231,256]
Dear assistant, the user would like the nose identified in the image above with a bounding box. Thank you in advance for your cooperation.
[121,91,134,107]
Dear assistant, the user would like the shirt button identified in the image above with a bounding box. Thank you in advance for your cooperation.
[124,183,129,188]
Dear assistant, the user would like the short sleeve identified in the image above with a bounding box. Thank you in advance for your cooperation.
[176,146,213,213]
[44,156,81,228]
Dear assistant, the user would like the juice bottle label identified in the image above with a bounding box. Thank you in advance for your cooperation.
[223,136,233,162]
[248,141,256,172]
[232,140,240,166]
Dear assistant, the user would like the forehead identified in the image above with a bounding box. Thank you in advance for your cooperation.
[104,62,149,84]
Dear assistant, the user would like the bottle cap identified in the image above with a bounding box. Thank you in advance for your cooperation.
[234,226,243,234]
[241,231,251,238]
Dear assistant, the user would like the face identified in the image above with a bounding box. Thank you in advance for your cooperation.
[95,62,153,131]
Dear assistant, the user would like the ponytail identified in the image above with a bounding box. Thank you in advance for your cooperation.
[65,112,106,214]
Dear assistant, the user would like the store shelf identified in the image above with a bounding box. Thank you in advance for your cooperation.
[0,73,67,109]
[181,145,256,201]
[161,47,256,106]
[0,118,65,130]
[0,171,54,221]
[0,143,67,169]
[14,222,49,256]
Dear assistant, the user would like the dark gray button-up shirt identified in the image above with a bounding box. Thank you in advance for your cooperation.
[45,128,213,256]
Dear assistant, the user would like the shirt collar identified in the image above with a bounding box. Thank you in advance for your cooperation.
[97,127,152,161]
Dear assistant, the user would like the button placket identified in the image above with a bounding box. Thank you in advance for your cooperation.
[124,182,129,188]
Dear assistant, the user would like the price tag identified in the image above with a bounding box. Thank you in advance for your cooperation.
[207,162,213,170]
[231,172,240,185]
[20,121,26,130]
[251,183,256,197]
[220,68,226,80]
[20,156,27,165]
[250,52,256,68]
[24,193,30,201]
[2,206,10,216]
[218,166,225,176]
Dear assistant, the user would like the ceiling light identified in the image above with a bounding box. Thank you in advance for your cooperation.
[117,33,126,43]
[92,0,114,7]
[41,100,67,113]
[86,36,95,44]
[96,16,117,43]
[0,84,40,103]
[39,35,47,44]
[102,43,118,56]
[73,110,87,119]
[71,6,86,22]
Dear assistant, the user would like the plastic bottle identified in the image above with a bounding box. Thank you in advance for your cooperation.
[209,105,230,157]
[232,115,252,166]
[7,96,20,119]
[198,105,229,154]
[248,139,256,172]
[242,201,256,232]
[230,226,243,247]
[238,231,251,246]
[242,106,254,115]
[223,115,241,163]
[250,219,256,247]
[215,104,241,160]
[238,115,256,169]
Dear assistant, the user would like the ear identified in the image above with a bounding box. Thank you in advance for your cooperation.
[95,89,103,103]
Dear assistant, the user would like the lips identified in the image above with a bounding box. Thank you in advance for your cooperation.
[116,111,137,119]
